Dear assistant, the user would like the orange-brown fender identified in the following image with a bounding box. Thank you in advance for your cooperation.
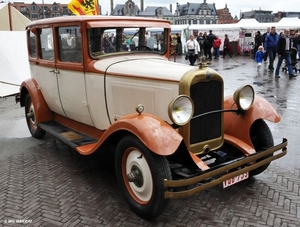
[224,95,280,149]
[20,78,53,123]
[79,113,183,156]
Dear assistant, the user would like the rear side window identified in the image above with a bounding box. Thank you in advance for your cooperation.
[28,30,37,58]
[58,26,82,63]
[40,28,54,61]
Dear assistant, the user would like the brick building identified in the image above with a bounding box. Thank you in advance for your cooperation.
[216,4,238,24]
[9,1,72,21]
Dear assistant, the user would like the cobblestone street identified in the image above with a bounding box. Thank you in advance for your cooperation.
[0,55,299,226]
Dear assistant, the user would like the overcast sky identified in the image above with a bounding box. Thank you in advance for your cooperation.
[39,0,298,18]
[94,0,298,18]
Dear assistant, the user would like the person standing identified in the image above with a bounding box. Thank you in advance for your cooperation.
[202,32,208,58]
[108,33,116,52]
[262,27,270,63]
[185,34,200,66]
[176,33,182,55]
[222,34,233,58]
[253,31,262,57]
[264,26,279,72]
[213,35,222,59]
[296,32,300,60]
[103,34,110,53]
[196,32,204,57]
[255,46,264,72]
[274,29,297,79]
[206,30,216,61]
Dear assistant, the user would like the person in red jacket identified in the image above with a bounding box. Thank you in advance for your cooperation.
[222,34,233,58]
[213,35,222,59]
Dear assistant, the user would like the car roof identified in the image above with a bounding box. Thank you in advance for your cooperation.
[27,16,171,29]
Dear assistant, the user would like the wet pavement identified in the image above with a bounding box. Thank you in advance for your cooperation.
[0,55,300,226]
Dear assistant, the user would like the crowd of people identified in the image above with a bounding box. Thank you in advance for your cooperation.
[254,26,298,78]
[183,30,234,66]
[180,27,299,79]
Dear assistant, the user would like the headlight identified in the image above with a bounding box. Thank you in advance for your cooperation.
[168,95,194,126]
[233,85,255,111]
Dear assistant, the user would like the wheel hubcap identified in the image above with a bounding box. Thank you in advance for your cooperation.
[27,101,37,130]
[127,165,143,187]
[124,149,153,203]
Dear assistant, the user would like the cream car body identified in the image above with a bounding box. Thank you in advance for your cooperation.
[18,16,287,219]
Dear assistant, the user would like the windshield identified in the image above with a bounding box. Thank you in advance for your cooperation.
[88,27,168,58]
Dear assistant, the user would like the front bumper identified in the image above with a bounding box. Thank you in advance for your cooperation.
[164,138,287,199]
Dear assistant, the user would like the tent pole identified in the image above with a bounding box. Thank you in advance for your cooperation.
[8,2,13,31]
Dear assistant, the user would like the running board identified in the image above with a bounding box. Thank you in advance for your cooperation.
[38,121,97,149]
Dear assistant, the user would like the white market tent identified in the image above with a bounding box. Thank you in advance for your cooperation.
[276,17,300,29]
[0,3,31,97]
[0,2,31,31]
[171,17,300,53]
[0,31,30,97]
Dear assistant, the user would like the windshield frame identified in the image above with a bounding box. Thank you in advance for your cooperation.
[87,26,169,59]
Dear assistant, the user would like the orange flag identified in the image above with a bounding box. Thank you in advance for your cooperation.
[68,0,99,16]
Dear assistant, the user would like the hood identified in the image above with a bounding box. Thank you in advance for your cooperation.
[93,55,193,81]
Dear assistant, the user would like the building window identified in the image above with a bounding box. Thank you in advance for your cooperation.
[51,5,59,11]
[31,13,39,19]
[30,5,38,11]
[63,7,68,13]
[20,6,27,12]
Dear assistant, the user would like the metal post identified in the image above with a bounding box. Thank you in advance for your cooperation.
[42,0,45,19]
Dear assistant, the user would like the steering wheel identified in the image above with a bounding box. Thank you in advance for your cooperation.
[135,45,151,51]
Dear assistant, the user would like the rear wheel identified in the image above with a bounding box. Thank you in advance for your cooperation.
[249,119,274,176]
[25,94,46,138]
[115,135,171,219]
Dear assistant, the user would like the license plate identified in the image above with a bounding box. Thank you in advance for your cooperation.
[223,172,249,188]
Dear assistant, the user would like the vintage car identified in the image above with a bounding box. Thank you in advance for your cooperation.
[17,16,287,219]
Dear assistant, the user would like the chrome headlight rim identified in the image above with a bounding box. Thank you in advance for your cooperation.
[233,85,255,111]
[168,95,194,126]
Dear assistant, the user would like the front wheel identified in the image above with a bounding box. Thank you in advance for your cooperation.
[249,119,274,176]
[25,94,46,138]
[115,135,171,219]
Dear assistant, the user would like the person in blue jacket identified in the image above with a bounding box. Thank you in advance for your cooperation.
[255,46,264,72]
[264,26,279,72]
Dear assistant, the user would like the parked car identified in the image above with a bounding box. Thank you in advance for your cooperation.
[17,16,287,219]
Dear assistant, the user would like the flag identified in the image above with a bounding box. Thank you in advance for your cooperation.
[68,0,99,16]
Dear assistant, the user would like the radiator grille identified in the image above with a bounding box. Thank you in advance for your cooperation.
[190,80,222,144]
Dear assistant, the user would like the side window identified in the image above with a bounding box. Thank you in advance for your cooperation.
[40,28,54,60]
[58,26,82,63]
[28,29,37,58]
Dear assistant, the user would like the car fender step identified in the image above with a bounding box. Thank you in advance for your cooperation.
[39,121,97,149]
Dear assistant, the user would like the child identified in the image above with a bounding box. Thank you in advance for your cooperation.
[255,46,264,72]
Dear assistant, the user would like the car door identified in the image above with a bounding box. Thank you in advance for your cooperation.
[33,26,65,116]
[55,25,94,126]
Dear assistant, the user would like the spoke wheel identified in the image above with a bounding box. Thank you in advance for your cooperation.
[115,135,171,219]
[25,94,45,138]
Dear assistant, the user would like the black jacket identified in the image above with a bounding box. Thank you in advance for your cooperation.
[277,36,291,56]
[296,35,300,45]
[255,34,262,47]
[207,33,216,46]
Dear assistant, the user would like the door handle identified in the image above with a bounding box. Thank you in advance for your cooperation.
[49,69,60,74]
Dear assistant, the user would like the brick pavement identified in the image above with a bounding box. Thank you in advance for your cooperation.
[1,55,300,226]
